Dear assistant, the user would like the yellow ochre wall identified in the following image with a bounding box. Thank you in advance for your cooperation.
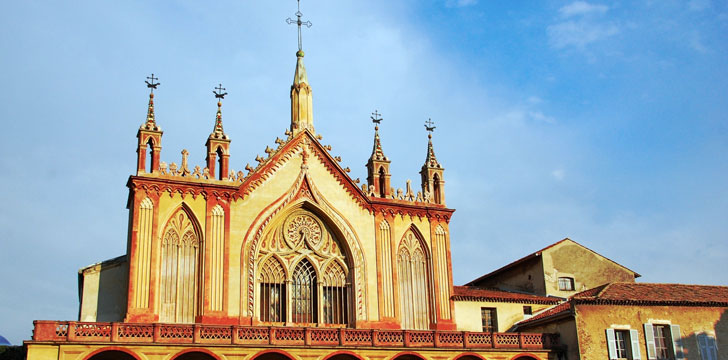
[454,300,553,332]
[99,136,453,328]
[79,259,128,322]
[540,240,636,298]
[575,304,727,360]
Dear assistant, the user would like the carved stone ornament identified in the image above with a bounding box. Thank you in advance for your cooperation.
[283,213,323,250]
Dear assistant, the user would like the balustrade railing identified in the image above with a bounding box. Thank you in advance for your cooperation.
[31,321,558,350]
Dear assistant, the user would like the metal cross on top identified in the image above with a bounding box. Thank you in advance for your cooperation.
[145,73,160,92]
[371,110,383,124]
[213,84,228,99]
[424,118,436,133]
[286,0,312,52]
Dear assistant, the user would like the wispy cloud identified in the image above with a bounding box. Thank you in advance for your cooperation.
[548,1,619,50]
[559,1,608,18]
[688,0,711,11]
[445,0,477,8]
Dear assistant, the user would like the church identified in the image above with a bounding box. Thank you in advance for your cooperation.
[23,5,557,360]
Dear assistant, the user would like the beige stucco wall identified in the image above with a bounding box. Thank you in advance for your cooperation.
[473,257,546,295]
[520,317,579,360]
[454,300,553,332]
[541,240,636,298]
[79,259,128,322]
[575,304,728,360]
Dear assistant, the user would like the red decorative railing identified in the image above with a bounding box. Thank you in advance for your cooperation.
[31,321,558,350]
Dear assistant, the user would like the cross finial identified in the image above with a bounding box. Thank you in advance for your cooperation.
[145,73,160,93]
[286,0,312,52]
[213,83,228,99]
[424,118,436,133]
[371,110,383,125]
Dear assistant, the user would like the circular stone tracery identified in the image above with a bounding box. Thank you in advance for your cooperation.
[284,213,322,249]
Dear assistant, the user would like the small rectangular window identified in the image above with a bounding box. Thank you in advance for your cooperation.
[558,277,575,291]
[615,330,631,359]
[481,307,498,333]
[653,325,674,360]
[523,306,532,315]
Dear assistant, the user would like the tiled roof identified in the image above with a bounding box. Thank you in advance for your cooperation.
[573,282,728,306]
[516,282,728,329]
[465,238,640,286]
[516,302,572,327]
[452,286,562,304]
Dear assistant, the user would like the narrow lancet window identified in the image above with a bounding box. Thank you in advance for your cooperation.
[292,259,317,323]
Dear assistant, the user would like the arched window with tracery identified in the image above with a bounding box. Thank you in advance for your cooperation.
[258,256,286,322]
[397,229,431,330]
[322,261,348,324]
[160,208,201,323]
[291,259,317,323]
[255,208,352,326]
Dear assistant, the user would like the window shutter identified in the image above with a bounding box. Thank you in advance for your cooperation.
[644,323,657,360]
[697,334,709,360]
[670,324,684,359]
[631,329,642,360]
[606,329,618,360]
[707,335,718,360]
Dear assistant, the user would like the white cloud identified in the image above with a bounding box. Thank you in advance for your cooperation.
[548,20,619,49]
[559,1,609,18]
[445,0,477,8]
[548,2,618,50]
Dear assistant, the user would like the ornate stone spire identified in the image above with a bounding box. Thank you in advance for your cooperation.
[370,110,387,162]
[420,118,445,205]
[367,110,392,198]
[423,118,440,168]
[210,84,228,140]
[206,84,231,180]
[136,74,164,175]
[142,73,160,131]
[288,0,314,135]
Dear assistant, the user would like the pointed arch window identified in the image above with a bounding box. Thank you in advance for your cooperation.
[259,257,286,322]
[216,146,224,180]
[256,210,352,326]
[146,138,154,173]
[398,230,431,330]
[378,166,386,197]
[322,261,348,324]
[160,208,201,323]
[291,259,317,323]
[433,173,441,204]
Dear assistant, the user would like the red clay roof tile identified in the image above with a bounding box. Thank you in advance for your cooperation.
[452,286,562,304]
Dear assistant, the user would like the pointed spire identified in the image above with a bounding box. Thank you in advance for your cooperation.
[370,110,387,161]
[424,118,440,168]
[288,0,314,135]
[293,50,309,86]
[142,73,160,131]
[290,51,314,135]
[210,84,229,140]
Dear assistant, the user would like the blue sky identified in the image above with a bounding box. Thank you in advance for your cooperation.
[1,1,726,345]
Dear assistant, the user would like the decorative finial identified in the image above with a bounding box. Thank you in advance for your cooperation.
[145,73,160,93]
[370,110,387,161]
[213,84,227,99]
[424,118,436,139]
[142,73,160,130]
[286,0,312,53]
[371,109,382,130]
[210,83,228,139]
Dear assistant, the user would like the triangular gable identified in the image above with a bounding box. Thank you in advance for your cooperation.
[235,130,371,210]
[465,238,640,286]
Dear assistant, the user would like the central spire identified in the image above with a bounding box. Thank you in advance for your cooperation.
[288,0,314,135]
